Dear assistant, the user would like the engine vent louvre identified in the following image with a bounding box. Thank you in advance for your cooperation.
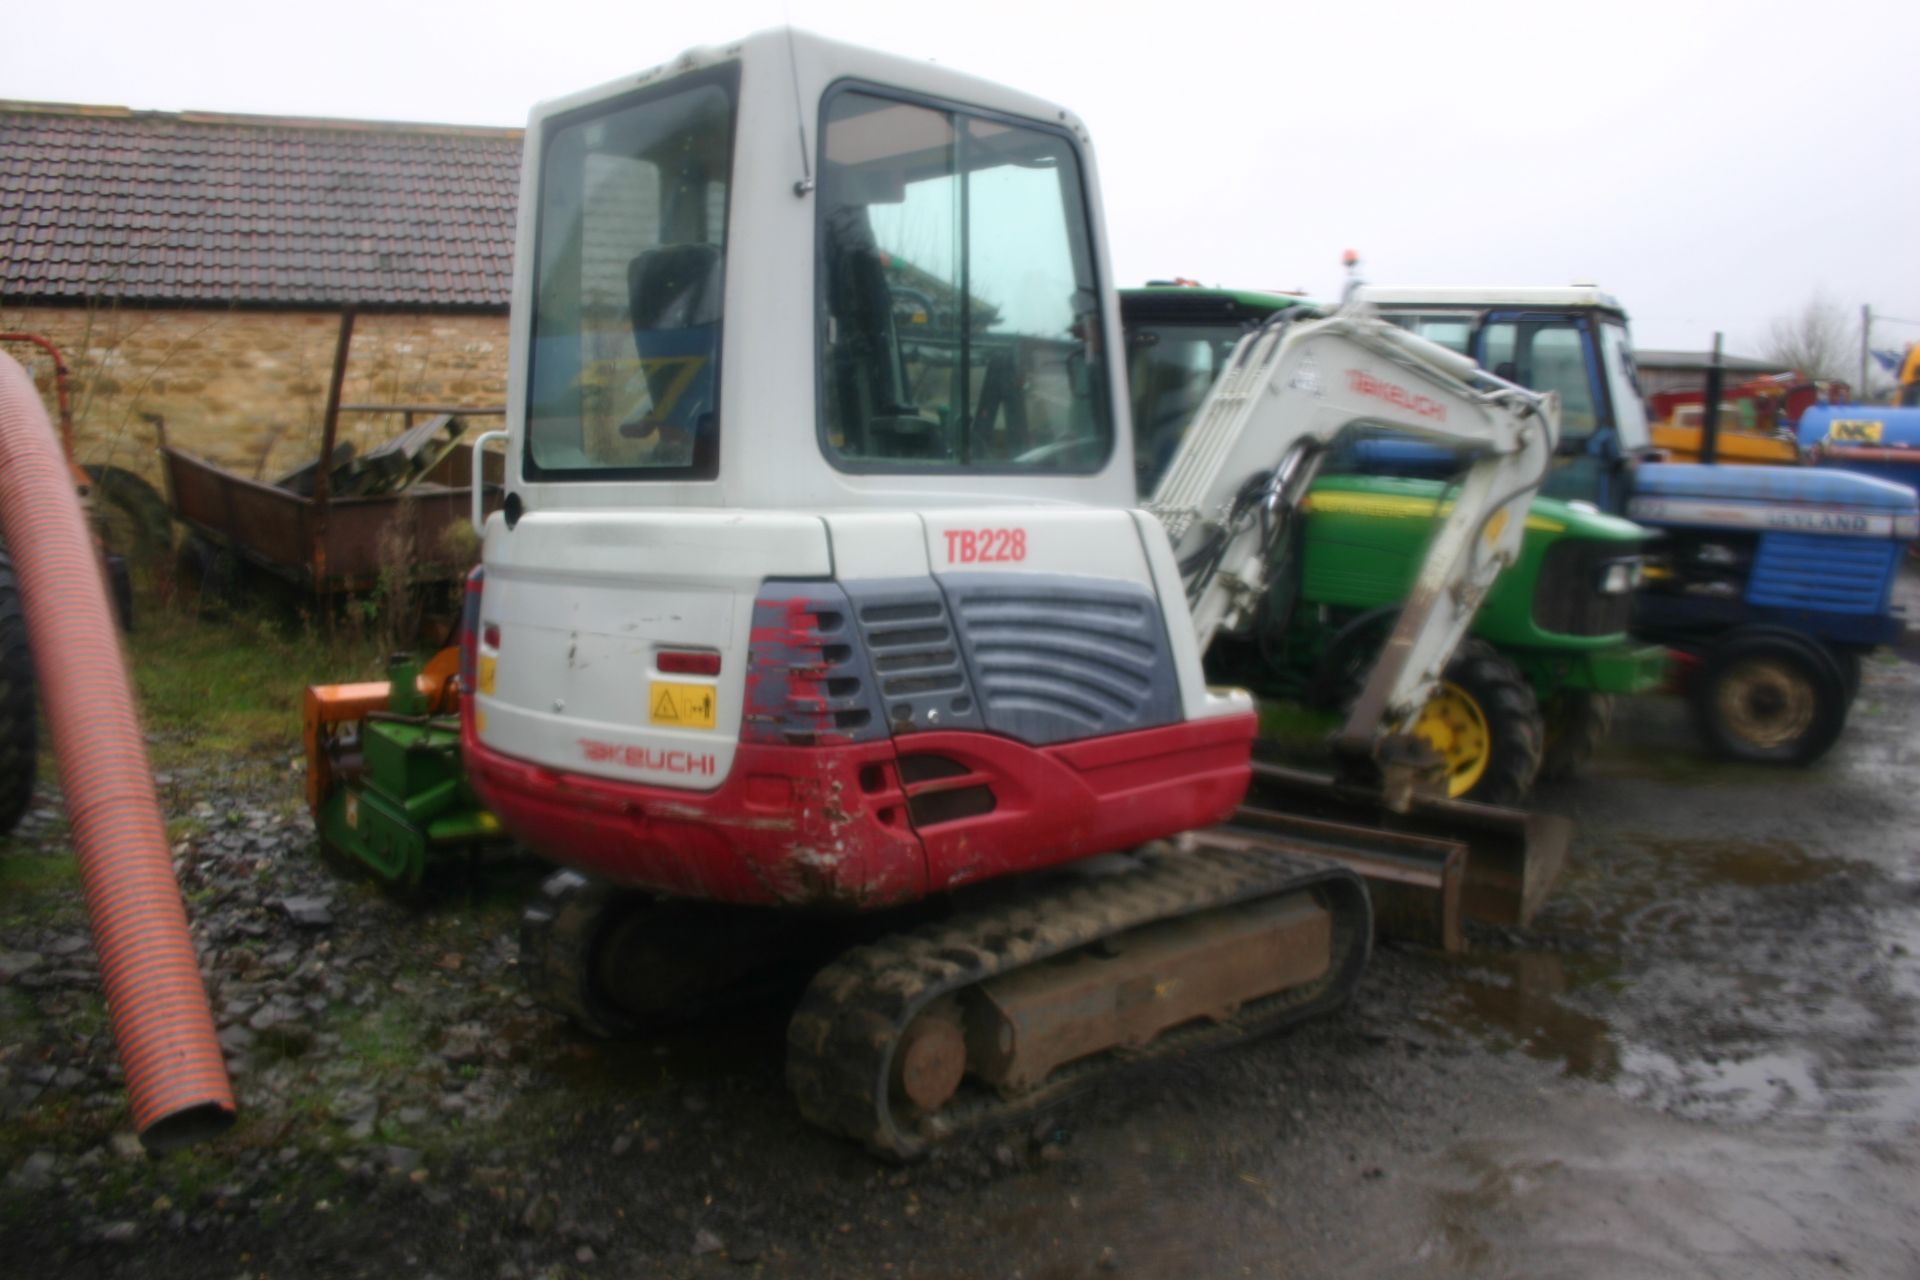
[742,582,886,746]
[844,580,984,734]
[943,574,1183,745]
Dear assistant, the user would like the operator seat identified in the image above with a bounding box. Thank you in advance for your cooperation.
[821,204,945,461]
[623,243,723,470]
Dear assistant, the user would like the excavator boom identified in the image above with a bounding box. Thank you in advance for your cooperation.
[1151,305,1559,798]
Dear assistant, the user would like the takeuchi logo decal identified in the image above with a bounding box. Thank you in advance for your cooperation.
[1347,369,1447,422]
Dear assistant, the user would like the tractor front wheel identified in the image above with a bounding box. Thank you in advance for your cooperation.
[1690,630,1848,765]
[1410,640,1543,806]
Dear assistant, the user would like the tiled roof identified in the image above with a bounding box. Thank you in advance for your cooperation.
[0,102,523,310]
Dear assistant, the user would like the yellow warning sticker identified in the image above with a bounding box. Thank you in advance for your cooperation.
[649,681,717,729]
[478,656,497,695]
[1826,419,1884,444]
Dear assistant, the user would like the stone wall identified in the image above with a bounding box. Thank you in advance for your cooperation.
[0,305,509,486]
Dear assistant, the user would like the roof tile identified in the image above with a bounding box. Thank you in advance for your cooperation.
[0,103,521,309]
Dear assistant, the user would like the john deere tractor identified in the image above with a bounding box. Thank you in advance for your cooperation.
[1125,285,1661,803]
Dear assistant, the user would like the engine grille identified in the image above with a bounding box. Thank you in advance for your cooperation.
[943,574,1182,745]
[1750,533,1900,616]
[844,580,984,734]
[1533,539,1638,638]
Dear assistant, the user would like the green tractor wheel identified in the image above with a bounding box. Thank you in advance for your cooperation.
[1539,691,1615,782]
[1410,640,1543,805]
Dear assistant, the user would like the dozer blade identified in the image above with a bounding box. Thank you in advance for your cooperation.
[1206,810,1466,953]
[1243,753,1570,935]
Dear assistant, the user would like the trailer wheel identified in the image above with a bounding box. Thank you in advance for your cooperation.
[0,552,37,835]
[1538,691,1614,782]
[82,464,172,567]
[1690,630,1848,765]
[1410,640,1543,805]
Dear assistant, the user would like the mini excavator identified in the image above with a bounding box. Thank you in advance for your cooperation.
[311,30,1563,1157]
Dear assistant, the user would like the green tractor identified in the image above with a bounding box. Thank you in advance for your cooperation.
[1125,285,1662,803]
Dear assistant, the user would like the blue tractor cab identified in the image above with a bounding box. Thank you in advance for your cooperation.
[1350,286,1918,764]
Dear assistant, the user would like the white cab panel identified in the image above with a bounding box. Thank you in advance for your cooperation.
[826,512,933,580]
[475,511,831,787]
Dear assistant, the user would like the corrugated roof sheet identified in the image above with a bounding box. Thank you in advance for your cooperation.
[0,102,522,310]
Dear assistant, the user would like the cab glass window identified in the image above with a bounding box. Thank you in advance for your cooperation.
[817,90,1111,472]
[1127,321,1243,495]
[1389,313,1473,355]
[1481,321,1599,440]
[525,70,736,480]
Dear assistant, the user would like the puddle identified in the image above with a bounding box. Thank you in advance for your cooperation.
[1541,835,1854,950]
[1633,838,1839,889]
[1436,952,1622,1080]
[1431,845,1920,1136]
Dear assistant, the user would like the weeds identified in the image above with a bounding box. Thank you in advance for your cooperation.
[129,584,390,771]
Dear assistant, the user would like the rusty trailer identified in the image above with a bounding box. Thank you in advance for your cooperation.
[158,310,505,596]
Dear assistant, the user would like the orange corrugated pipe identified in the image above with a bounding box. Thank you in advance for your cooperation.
[0,353,235,1151]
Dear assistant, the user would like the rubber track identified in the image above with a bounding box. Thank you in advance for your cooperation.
[786,842,1372,1159]
[520,870,640,1038]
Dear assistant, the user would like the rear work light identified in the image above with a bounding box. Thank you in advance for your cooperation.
[657,649,722,677]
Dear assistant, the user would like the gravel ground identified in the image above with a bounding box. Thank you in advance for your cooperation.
[3,578,1919,1279]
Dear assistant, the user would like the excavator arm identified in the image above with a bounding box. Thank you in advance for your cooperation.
[1149,304,1560,803]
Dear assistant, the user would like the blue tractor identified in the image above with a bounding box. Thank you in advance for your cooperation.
[1348,286,1918,764]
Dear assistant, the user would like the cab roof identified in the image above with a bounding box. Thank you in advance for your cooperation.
[1354,285,1628,317]
[1120,285,1312,321]
[526,28,1083,143]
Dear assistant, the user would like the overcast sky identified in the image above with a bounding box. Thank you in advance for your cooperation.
[5,0,1916,362]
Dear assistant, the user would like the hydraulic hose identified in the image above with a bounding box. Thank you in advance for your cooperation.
[0,353,235,1151]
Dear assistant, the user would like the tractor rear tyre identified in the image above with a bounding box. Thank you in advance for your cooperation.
[1538,691,1614,782]
[1829,648,1863,708]
[1689,629,1848,765]
[1410,640,1542,806]
[0,553,37,835]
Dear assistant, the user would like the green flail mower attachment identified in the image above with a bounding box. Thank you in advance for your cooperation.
[303,650,503,889]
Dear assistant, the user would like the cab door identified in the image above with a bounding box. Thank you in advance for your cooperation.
[1476,310,1617,508]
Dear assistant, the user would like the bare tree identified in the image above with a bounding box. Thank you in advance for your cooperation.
[1760,294,1853,382]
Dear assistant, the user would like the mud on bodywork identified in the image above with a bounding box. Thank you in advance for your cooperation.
[741,584,889,747]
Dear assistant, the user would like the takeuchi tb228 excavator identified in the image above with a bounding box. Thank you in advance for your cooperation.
[458,30,1559,1156]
